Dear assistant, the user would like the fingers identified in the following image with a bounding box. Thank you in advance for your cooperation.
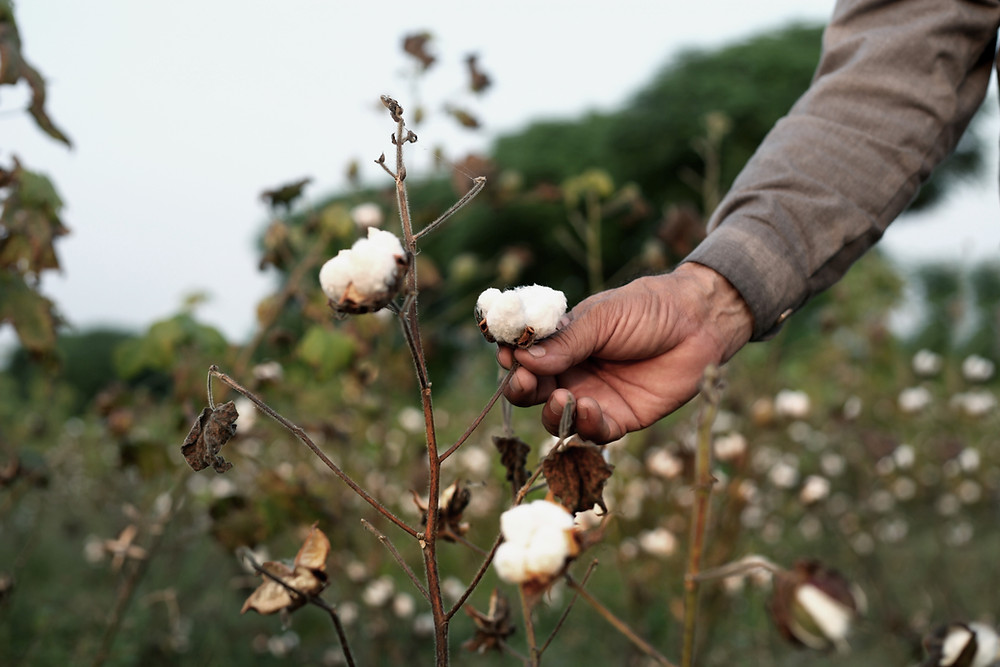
[540,391,618,444]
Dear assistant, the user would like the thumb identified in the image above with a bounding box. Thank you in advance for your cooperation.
[513,301,607,374]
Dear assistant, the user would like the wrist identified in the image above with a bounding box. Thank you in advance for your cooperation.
[673,262,754,361]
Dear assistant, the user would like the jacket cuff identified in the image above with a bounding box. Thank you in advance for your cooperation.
[682,221,805,341]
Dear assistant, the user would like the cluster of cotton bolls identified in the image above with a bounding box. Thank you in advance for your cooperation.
[318,228,408,313]
[493,500,578,584]
[476,285,567,347]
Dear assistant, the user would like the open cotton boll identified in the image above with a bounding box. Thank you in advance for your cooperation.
[518,285,567,339]
[318,251,354,301]
[318,228,408,314]
[485,291,528,344]
[493,500,577,584]
[476,284,567,347]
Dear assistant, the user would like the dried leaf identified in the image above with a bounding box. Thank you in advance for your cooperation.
[402,32,435,70]
[541,437,614,514]
[445,105,481,129]
[465,54,491,94]
[463,588,515,654]
[180,401,239,473]
[259,177,311,212]
[241,525,330,615]
[0,9,71,146]
[493,435,530,492]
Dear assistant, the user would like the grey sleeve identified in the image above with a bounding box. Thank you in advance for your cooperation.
[683,0,1000,340]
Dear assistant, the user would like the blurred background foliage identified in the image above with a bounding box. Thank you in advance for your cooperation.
[3,14,1000,667]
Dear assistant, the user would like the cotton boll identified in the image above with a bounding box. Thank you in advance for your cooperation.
[519,285,567,338]
[319,251,354,301]
[476,288,502,315]
[494,500,577,584]
[476,284,567,346]
[365,227,405,256]
[493,543,527,583]
[319,228,407,313]
[485,291,528,344]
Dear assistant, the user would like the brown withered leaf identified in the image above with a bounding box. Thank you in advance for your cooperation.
[0,9,72,146]
[242,524,330,615]
[445,105,481,129]
[260,177,311,212]
[493,435,530,492]
[463,588,515,654]
[465,54,491,94]
[402,31,435,70]
[180,401,239,473]
[542,437,613,514]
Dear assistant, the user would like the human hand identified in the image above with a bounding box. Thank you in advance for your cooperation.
[498,263,753,443]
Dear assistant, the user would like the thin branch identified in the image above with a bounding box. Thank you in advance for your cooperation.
[238,548,356,667]
[519,584,540,667]
[361,519,429,601]
[681,365,722,667]
[439,364,518,462]
[413,176,487,241]
[539,559,598,653]
[565,575,677,667]
[208,365,419,539]
[692,554,783,584]
[446,533,503,621]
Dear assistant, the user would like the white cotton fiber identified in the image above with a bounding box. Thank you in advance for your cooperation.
[476,284,567,346]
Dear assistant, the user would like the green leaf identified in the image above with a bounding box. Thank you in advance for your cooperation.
[295,325,356,378]
[0,272,60,357]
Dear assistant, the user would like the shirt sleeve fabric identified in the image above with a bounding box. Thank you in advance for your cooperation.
[683,0,1000,340]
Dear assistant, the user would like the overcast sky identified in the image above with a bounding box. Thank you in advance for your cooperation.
[4,1,998,350]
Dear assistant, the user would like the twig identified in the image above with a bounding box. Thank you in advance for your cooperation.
[439,364,518,462]
[539,559,598,653]
[681,365,723,667]
[519,584,540,666]
[361,519,429,601]
[446,534,503,621]
[413,176,486,241]
[91,476,182,667]
[565,575,676,667]
[693,554,783,584]
[238,548,356,667]
[208,365,419,539]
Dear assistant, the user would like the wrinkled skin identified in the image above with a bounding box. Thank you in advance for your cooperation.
[499,263,754,444]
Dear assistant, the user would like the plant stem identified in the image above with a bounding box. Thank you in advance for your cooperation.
[386,102,449,666]
[208,366,418,539]
[439,364,517,462]
[565,575,676,667]
[680,365,722,667]
[361,519,430,601]
[519,584,540,666]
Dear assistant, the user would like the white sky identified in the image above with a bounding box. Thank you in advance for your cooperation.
[4,0,999,348]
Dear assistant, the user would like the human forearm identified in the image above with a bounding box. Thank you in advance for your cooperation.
[687,0,1000,340]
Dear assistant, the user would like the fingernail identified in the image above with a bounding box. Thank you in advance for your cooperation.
[527,345,546,358]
